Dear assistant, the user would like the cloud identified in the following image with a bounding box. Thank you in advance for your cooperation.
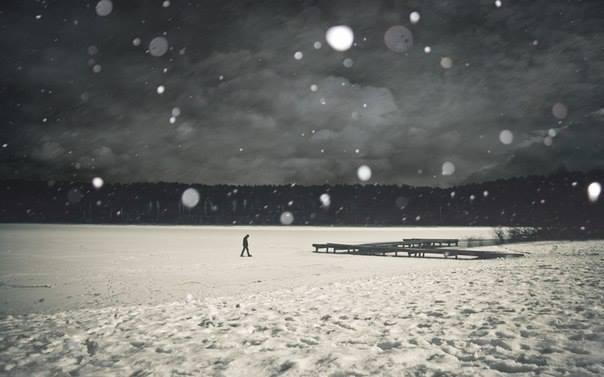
[1,0,603,185]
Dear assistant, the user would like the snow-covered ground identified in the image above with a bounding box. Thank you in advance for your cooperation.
[1,225,603,376]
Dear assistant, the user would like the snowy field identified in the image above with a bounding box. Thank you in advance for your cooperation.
[1,225,603,376]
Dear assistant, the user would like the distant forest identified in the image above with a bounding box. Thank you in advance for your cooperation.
[1,169,602,236]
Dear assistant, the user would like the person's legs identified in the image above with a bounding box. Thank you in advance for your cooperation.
[245,247,252,257]
[240,247,246,257]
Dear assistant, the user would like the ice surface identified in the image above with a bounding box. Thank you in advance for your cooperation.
[0,224,495,314]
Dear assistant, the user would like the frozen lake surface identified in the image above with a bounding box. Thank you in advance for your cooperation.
[1,225,603,376]
[0,224,496,314]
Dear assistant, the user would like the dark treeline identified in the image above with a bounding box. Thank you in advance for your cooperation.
[0,169,602,236]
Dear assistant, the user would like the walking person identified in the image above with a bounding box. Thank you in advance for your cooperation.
[240,234,252,257]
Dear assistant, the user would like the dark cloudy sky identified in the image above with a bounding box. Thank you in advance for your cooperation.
[1,0,603,186]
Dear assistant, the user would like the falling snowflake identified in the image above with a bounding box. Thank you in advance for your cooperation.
[181,188,200,208]
[280,211,294,225]
[499,129,514,145]
[325,25,354,51]
[149,36,169,57]
[441,161,455,176]
[384,26,413,53]
[395,197,409,209]
[587,182,601,203]
[440,57,453,69]
[67,188,83,204]
[95,0,113,16]
[92,177,104,189]
[357,165,372,181]
[552,102,568,120]
[409,11,421,24]
[320,193,331,208]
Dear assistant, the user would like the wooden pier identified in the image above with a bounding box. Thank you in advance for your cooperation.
[312,238,524,260]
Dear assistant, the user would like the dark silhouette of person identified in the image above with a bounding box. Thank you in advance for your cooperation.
[240,234,251,257]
